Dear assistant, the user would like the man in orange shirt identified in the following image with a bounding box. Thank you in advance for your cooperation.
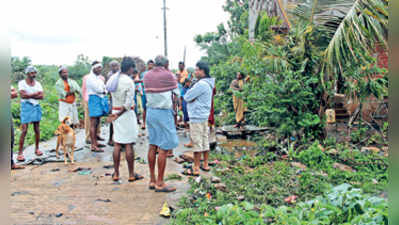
[177,61,188,84]
[56,66,81,129]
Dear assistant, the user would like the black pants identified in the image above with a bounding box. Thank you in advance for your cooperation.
[11,121,14,167]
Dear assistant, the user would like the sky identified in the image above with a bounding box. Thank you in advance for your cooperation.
[8,0,230,69]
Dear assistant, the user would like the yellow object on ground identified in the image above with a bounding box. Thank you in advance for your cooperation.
[160,202,171,217]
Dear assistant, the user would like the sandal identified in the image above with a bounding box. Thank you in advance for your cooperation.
[91,147,104,152]
[200,165,211,172]
[128,173,144,182]
[17,155,25,162]
[98,143,106,148]
[112,173,119,181]
[155,185,176,193]
[11,164,25,170]
[35,150,43,156]
[149,183,156,190]
[182,168,200,177]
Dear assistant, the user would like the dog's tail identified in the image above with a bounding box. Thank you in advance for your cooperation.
[62,116,70,124]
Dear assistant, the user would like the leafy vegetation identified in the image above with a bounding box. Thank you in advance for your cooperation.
[170,0,388,224]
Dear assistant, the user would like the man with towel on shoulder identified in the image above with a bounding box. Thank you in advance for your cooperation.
[55,66,81,129]
[86,62,109,152]
[106,56,142,182]
[144,55,179,192]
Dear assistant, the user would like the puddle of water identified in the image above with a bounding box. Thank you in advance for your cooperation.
[218,139,257,158]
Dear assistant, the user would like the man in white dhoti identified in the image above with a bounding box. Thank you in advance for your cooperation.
[55,66,81,128]
[107,57,143,182]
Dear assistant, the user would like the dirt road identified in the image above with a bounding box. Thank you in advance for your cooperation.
[11,126,191,225]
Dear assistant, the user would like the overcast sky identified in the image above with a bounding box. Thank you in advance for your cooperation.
[8,0,229,69]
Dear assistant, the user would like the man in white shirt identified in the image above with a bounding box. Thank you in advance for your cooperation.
[107,57,143,182]
[86,62,108,152]
[17,66,44,161]
[143,55,179,193]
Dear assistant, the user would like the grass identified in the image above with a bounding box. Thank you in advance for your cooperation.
[169,139,388,224]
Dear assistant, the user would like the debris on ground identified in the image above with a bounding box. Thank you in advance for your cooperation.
[160,202,171,218]
[165,174,183,181]
[195,176,202,184]
[333,163,356,172]
[103,165,113,169]
[69,167,91,172]
[50,168,60,172]
[214,183,227,192]
[237,195,245,201]
[55,213,63,218]
[290,162,308,170]
[361,146,381,154]
[211,176,221,184]
[284,195,298,204]
[11,191,31,197]
[78,170,92,175]
[96,199,112,203]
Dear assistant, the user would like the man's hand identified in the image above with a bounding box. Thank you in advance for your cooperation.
[106,114,119,123]
[10,88,18,99]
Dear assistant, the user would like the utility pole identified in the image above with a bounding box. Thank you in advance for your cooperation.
[162,0,168,57]
[183,46,186,64]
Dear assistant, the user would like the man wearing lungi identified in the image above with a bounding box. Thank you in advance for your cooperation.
[55,66,81,128]
[107,57,143,182]
[106,60,120,147]
[86,62,109,152]
[17,66,44,161]
[144,55,179,192]
[82,61,105,145]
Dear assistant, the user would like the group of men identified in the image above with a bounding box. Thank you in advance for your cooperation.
[11,55,218,193]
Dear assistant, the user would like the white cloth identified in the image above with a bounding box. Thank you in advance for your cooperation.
[111,74,138,144]
[86,71,106,97]
[18,80,43,105]
[146,88,180,109]
[59,101,79,125]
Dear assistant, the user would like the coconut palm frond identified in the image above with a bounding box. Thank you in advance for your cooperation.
[322,0,388,79]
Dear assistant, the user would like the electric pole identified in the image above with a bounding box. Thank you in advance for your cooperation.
[183,46,186,64]
[162,0,168,57]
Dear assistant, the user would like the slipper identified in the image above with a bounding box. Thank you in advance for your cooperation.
[167,154,174,158]
[174,157,185,164]
[91,148,104,152]
[107,142,114,147]
[155,185,176,193]
[128,173,144,182]
[97,136,105,141]
[112,173,119,181]
[11,165,25,170]
[17,155,25,162]
[200,165,211,172]
[35,150,43,156]
[182,168,200,177]
[98,143,106,148]
[149,184,156,190]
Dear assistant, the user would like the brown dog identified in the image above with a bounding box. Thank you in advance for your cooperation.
[55,116,76,164]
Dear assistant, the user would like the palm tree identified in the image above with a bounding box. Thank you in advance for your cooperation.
[291,0,388,86]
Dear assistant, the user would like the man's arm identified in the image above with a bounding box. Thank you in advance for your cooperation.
[183,82,203,103]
